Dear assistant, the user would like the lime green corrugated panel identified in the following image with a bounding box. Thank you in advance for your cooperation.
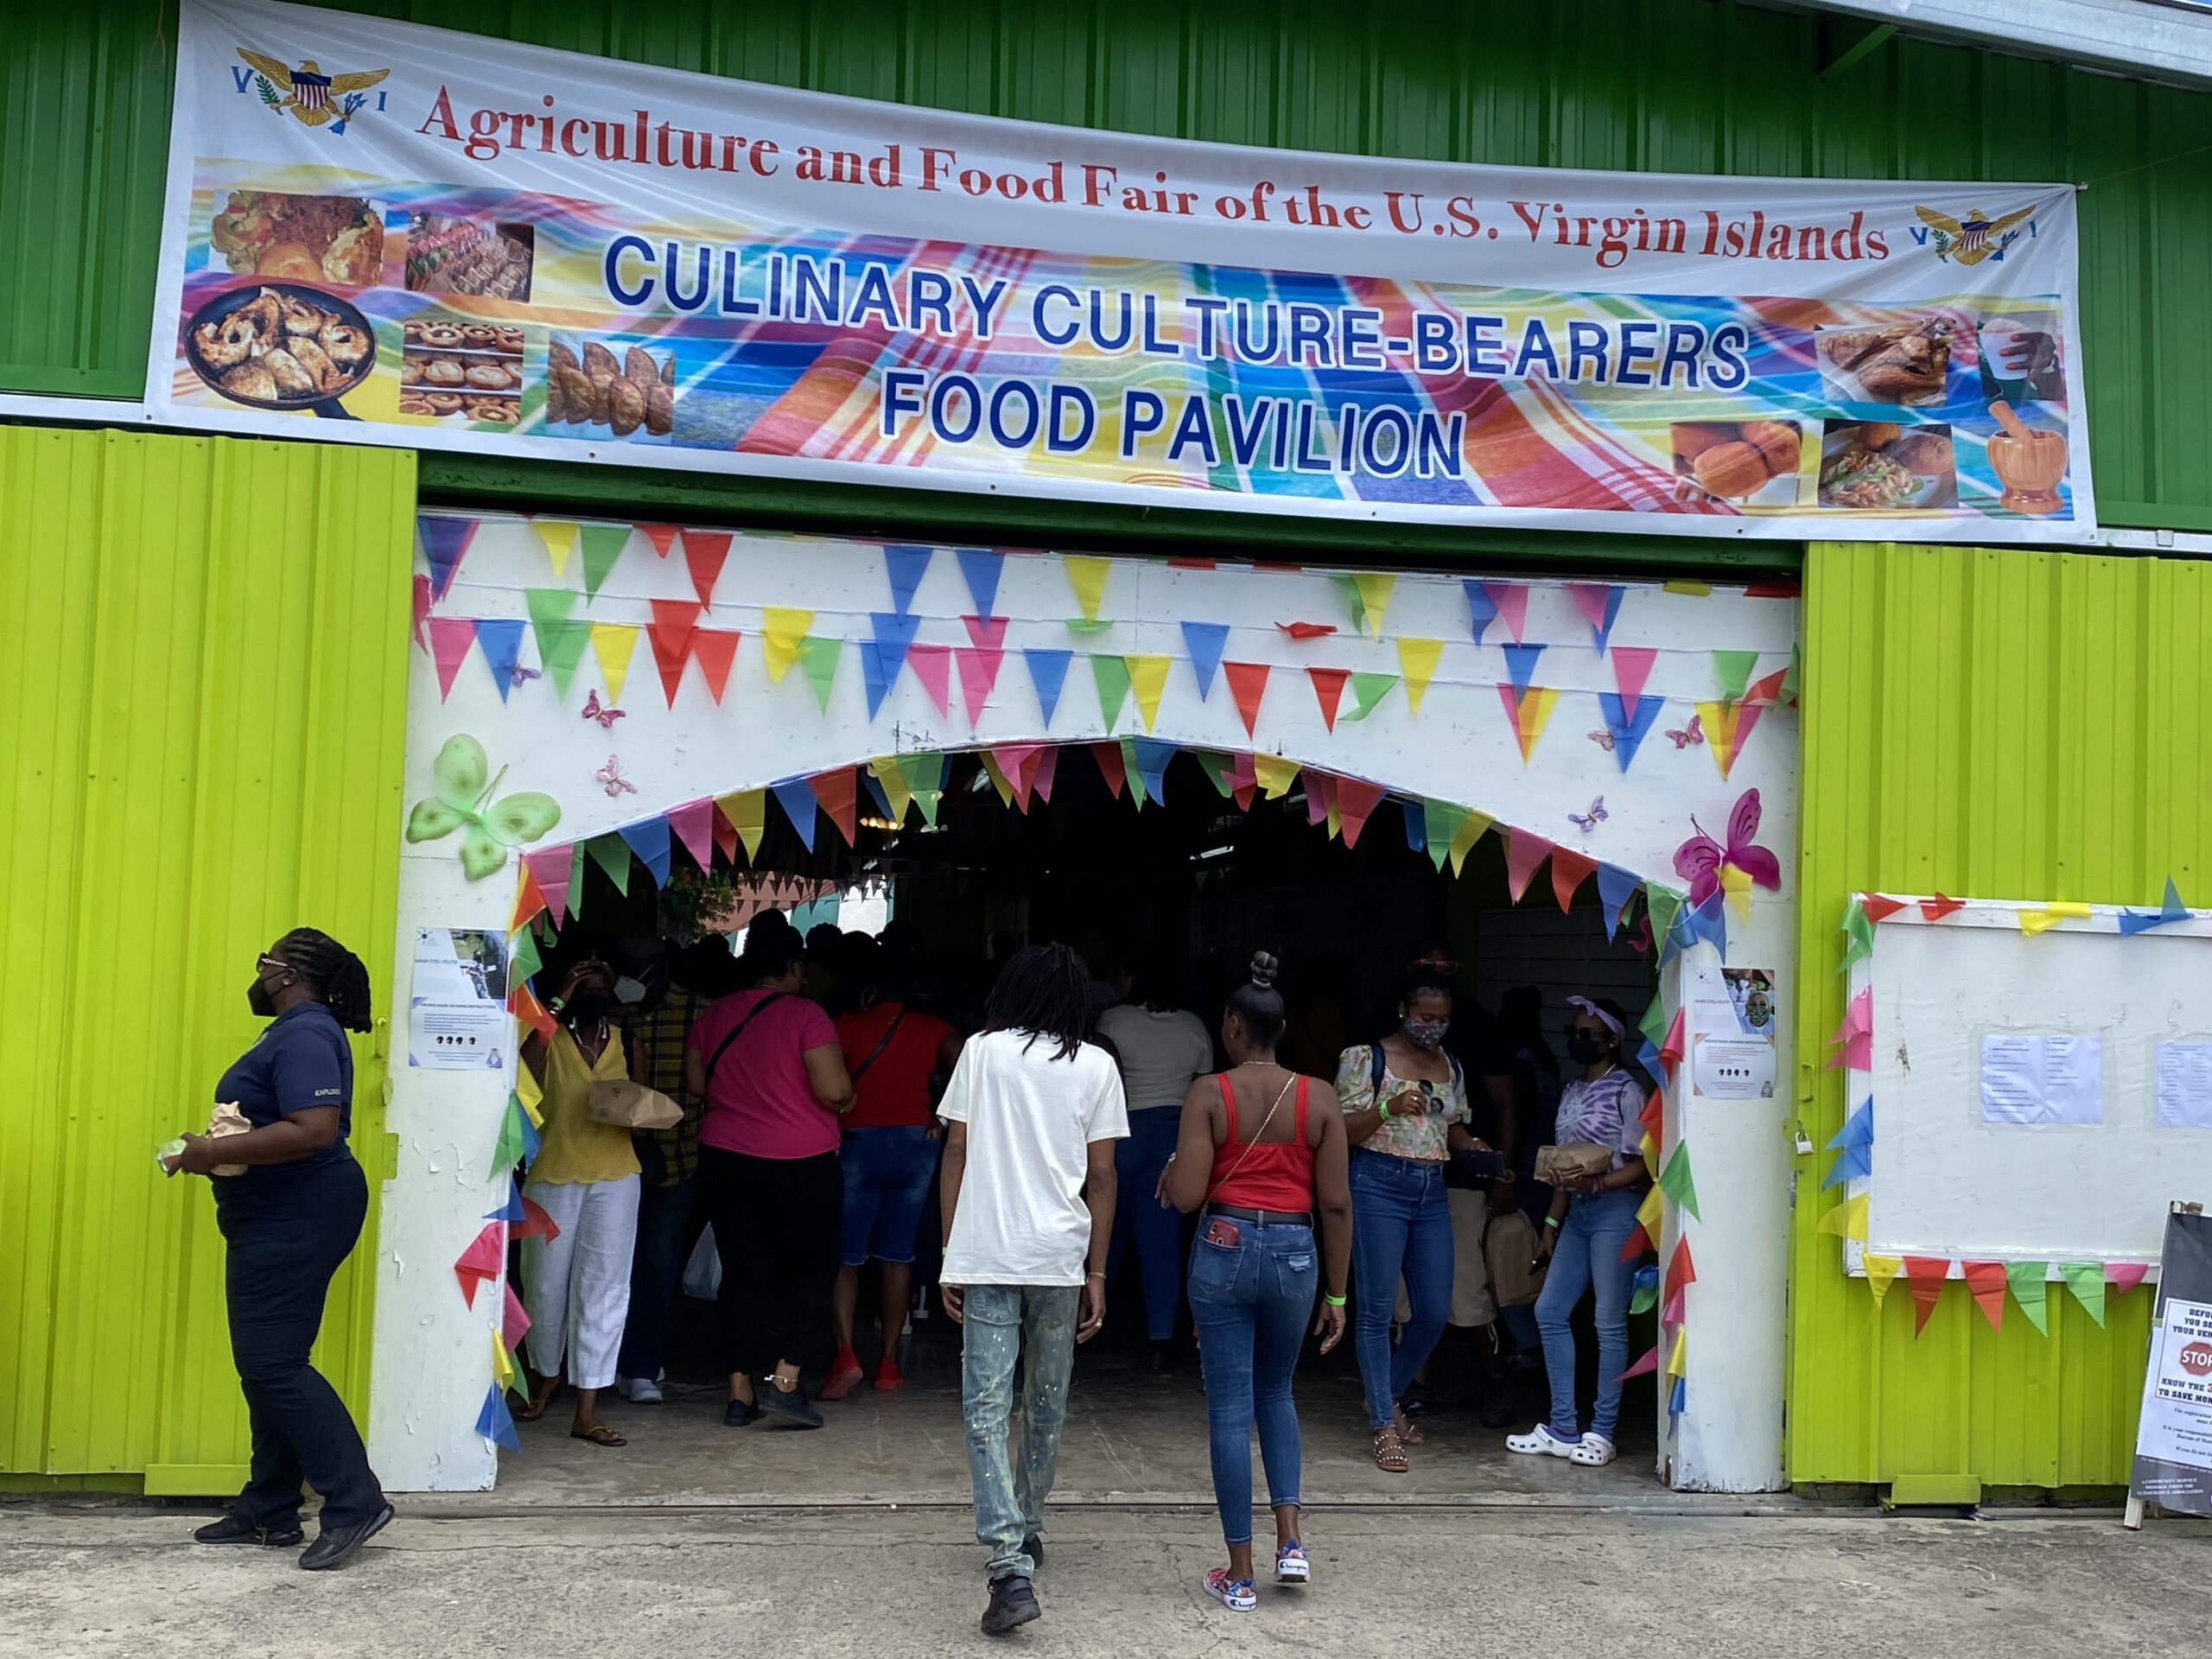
[1789,543,2212,1490]
[0,427,413,1484]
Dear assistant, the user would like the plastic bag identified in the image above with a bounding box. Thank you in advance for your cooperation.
[681,1224,721,1300]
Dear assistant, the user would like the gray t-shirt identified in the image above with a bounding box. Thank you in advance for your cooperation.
[1096,1004,1214,1112]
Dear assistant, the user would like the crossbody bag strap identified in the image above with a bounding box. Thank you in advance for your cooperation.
[703,992,789,1092]
[848,1006,909,1083]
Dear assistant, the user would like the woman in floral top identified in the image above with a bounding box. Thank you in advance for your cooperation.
[1335,968,1487,1472]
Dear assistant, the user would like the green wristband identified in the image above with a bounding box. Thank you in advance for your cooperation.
[1324,1293,1348,1306]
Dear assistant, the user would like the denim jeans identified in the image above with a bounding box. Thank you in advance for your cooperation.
[1535,1185,1641,1440]
[1188,1217,1317,1545]
[1347,1149,1452,1429]
[961,1284,1079,1579]
[617,1168,696,1385]
[1108,1106,1186,1340]
[839,1124,939,1267]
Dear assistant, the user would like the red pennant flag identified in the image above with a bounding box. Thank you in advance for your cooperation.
[709,800,738,862]
[1224,662,1270,738]
[1227,751,1255,810]
[1744,580,1800,599]
[1503,829,1551,903]
[667,798,715,871]
[1337,779,1386,849]
[1961,1261,2007,1330]
[1664,1236,1698,1300]
[809,770,859,846]
[648,599,701,706]
[1920,893,1965,921]
[522,849,571,927]
[1031,746,1060,804]
[514,1194,561,1241]
[1092,741,1127,798]
[1307,666,1349,731]
[957,614,1008,725]
[1166,556,1217,569]
[1551,847,1598,912]
[411,573,432,652]
[510,982,556,1042]
[691,630,741,703]
[640,523,679,558]
[429,615,476,700]
[1640,1085,1664,1141]
[682,529,733,607]
[509,866,548,934]
[1860,894,1908,923]
[1276,621,1336,639]
[1903,1257,1950,1334]
[1661,1007,1687,1070]
[1618,1222,1651,1263]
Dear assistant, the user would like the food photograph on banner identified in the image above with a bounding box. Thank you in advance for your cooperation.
[152,0,2090,542]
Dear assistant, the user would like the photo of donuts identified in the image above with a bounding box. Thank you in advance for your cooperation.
[404,213,534,301]
[1817,419,1958,510]
[541,335,677,441]
[397,317,524,427]
[1668,420,1803,506]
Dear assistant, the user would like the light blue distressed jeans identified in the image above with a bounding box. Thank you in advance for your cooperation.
[961,1284,1079,1579]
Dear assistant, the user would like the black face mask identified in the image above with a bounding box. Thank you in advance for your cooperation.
[566,985,613,1022]
[1566,1031,1609,1065]
[248,976,277,1019]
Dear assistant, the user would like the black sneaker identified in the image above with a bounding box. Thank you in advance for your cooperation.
[982,1573,1040,1636]
[194,1514,303,1548]
[297,1501,394,1571]
[757,1380,823,1429]
[1022,1533,1045,1570]
[722,1397,761,1427]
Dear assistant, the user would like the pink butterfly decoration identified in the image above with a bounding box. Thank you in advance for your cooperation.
[1665,713,1706,749]
[1627,913,1652,954]
[1586,728,1616,753]
[594,755,637,798]
[1567,796,1608,834]
[1673,788,1783,910]
[582,689,626,728]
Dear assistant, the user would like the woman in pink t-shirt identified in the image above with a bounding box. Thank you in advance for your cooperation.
[684,912,855,1429]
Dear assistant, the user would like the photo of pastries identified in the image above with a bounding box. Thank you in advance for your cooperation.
[543,335,677,439]
[404,214,534,301]
[183,283,376,408]
[397,316,524,426]
[1668,419,1802,505]
[1817,419,1957,510]
[1813,314,1962,406]
[208,190,385,287]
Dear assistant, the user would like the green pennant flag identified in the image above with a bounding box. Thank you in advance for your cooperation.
[1195,752,1236,798]
[508,923,543,987]
[579,524,630,599]
[2060,1262,2106,1326]
[1120,736,1147,807]
[1780,644,1802,707]
[1638,994,1670,1054]
[1839,898,1874,972]
[585,833,632,897]
[1630,1274,1659,1316]
[1340,671,1399,722]
[1658,1141,1701,1220]
[899,752,944,826]
[1422,799,1466,874]
[2006,1262,2050,1335]
[525,588,592,698]
[1328,573,1365,632]
[1645,882,1685,947]
[487,1095,525,1180]
[1713,649,1759,705]
[566,842,588,921]
[1091,653,1133,730]
[798,635,842,712]
[1065,617,1113,634]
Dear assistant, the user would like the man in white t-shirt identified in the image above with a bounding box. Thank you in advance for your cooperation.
[939,944,1128,1637]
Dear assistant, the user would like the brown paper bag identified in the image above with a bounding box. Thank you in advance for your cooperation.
[207,1102,251,1178]
[1535,1142,1615,1185]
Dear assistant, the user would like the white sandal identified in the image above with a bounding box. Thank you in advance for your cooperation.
[1570,1433,1618,1466]
[1504,1423,1580,1459]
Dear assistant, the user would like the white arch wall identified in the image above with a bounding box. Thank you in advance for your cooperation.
[368,513,1798,1492]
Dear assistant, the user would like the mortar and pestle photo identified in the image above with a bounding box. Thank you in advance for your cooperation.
[1986,400,2067,515]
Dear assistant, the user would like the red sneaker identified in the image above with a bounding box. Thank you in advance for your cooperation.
[873,1357,906,1392]
[819,1348,865,1402]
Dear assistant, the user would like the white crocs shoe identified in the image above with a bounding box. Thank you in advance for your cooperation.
[1570,1433,1618,1466]
[1504,1423,1582,1459]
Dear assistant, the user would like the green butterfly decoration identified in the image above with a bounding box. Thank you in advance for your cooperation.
[405,734,563,880]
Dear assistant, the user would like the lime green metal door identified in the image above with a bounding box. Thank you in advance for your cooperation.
[0,426,414,1491]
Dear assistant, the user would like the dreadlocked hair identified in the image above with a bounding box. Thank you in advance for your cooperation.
[984,942,1094,1061]
[272,927,374,1033]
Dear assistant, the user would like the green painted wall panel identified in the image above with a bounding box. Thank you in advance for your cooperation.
[0,428,414,1484]
[1789,543,2212,1490]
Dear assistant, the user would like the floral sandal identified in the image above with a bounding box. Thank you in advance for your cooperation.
[1373,1425,1410,1473]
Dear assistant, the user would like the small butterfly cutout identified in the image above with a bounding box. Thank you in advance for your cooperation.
[1567,796,1608,834]
[1627,914,1653,954]
[582,689,626,728]
[1665,713,1706,749]
[510,663,543,688]
[594,754,637,797]
[1586,728,1616,753]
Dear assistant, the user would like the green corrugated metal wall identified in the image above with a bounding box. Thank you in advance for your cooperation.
[0,428,415,1489]
[3,0,2209,531]
[1790,543,2212,1491]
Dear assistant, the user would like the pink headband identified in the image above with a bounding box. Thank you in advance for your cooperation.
[1567,995,1624,1038]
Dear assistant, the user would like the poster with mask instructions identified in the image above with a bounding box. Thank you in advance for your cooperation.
[1690,962,1778,1100]
[409,926,509,1069]
[2132,1208,2212,1520]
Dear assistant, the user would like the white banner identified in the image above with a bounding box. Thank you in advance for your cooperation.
[151,0,2094,541]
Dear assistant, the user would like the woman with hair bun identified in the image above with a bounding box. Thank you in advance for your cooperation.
[1163,952,1351,1613]
[166,928,393,1571]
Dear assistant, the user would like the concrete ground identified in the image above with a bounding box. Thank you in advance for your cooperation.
[3,1503,2205,1657]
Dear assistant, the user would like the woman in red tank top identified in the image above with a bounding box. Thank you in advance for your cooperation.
[1162,952,1351,1613]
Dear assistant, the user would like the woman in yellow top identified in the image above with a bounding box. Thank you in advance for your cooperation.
[516,958,641,1447]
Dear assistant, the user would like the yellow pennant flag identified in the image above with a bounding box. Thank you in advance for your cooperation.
[1447,809,1491,876]
[1511,686,1559,762]
[717,789,766,861]
[867,757,913,824]
[492,1330,514,1392]
[1641,1128,1661,1164]
[1720,861,1754,924]
[515,1065,544,1129]
[1127,653,1172,730]
[1636,1181,1666,1236]
[978,753,1016,807]
[761,607,812,683]
[589,624,639,704]
[1815,1191,1871,1241]
[1396,638,1442,714]
[532,518,578,576]
[1352,572,1395,636]
[1664,578,1713,596]
[1666,1325,1688,1377]
[1865,1254,1905,1308]
[1253,753,1300,799]
[1065,556,1112,620]
[2020,901,2093,936]
[1325,800,1342,842]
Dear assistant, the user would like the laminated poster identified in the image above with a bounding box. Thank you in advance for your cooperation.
[409,926,509,1071]
[2133,1211,2212,1518]
[1689,963,1777,1101]
[1979,1033,2103,1127]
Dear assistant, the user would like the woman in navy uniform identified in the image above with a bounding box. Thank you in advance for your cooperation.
[167,928,393,1570]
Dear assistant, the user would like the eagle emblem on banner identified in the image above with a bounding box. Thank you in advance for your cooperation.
[237,49,389,135]
[1912,204,2035,266]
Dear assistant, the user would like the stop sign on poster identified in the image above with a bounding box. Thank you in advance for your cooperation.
[2131,1209,2212,1519]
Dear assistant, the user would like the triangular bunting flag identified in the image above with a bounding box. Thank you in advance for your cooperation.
[1695,699,1764,781]
[1597,865,1641,939]
[513,1193,559,1241]
[1395,638,1442,714]
[1596,691,1665,773]
[588,624,639,704]
[1661,1286,1687,1327]
[1497,684,1560,763]
[1336,778,1386,849]
[861,613,920,719]
[1307,666,1350,731]
[1447,810,1489,877]
[1827,1102,1875,1151]
[1552,848,1597,912]
[1669,1375,1688,1416]
[978,751,1017,807]
[1341,671,1398,723]
[797,636,842,711]
[761,607,811,683]
[578,524,630,599]
[1661,1006,1687,1071]
[1065,618,1114,635]
[477,1379,520,1452]
[1423,799,1467,874]
[1630,1264,1661,1315]
[525,588,591,698]
[1840,899,1875,971]
[1403,798,1427,855]
[907,642,952,716]
[1822,1144,1872,1191]
[521,849,571,927]
[429,616,476,700]
[809,769,858,846]
[1962,1261,2007,1331]
[1618,1223,1651,1262]
[958,615,1010,724]
[2119,877,2190,937]
[667,798,715,872]
[584,833,632,896]
[617,815,672,889]
[1827,986,1873,1071]
[884,543,933,615]
[1064,555,1111,620]
[1635,1181,1665,1236]
[1479,581,1528,644]
[1503,829,1551,903]
[1224,663,1270,738]
[648,600,700,706]
[454,1221,503,1306]
[1664,1236,1698,1300]
[1618,1347,1660,1381]
[1252,753,1300,800]
[1303,769,1335,830]
[1182,621,1230,700]
[1861,894,1908,922]
[411,573,431,653]
[419,516,477,602]
[514,1062,544,1128]
[1611,645,1658,711]
[2006,1262,2050,1333]
[1568,582,1625,653]
[1091,740,1127,799]
[992,744,1045,810]
[859,766,897,822]
[1022,646,1071,727]
[1501,643,1545,696]
[491,1328,515,1394]
[1904,1257,1949,1335]
[2110,1262,2149,1299]
[1815,1192,1870,1240]
[772,778,818,851]
[531,518,576,576]
[1920,893,1966,921]
[507,920,543,987]
[1645,886,1685,955]
[956,547,1004,618]
[715,790,762,861]
[1031,746,1060,804]
[1462,580,1497,642]
[862,762,910,828]
[2061,1262,2106,1326]
[1351,571,1395,635]
[681,529,733,608]
[1712,649,1759,704]
[1277,620,1336,640]
[1129,737,1176,806]
[1091,653,1134,730]
[1657,1141,1700,1219]
[474,618,525,702]
[639,523,679,559]
[692,630,740,703]
[501,1281,531,1350]
[1866,1254,1904,1309]
[1665,1325,1688,1378]
[1127,653,1171,731]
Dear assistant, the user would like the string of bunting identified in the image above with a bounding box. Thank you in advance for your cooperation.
[1619,996,1693,1427]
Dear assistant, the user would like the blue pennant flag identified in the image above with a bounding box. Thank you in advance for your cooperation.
[486,1179,525,1223]
[1181,620,1230,701]
[420,516,474,601]
[1597,864,1642,940]
[956,547,1004,619]
[884,544,933,616]
[1130,737,1177,805]
[1024,647,1072,726]
[1827,1101,1874,1151]
[476,1379,521,1452]
[1668,1376,1687,1417]
[1595,691,1665,772]
[1821,1141,1874,1190]
[860,767,895,821]
[473,618,525,702]
[862,612,920,719]
[1502,643,1545,696]
[1583,584,1625,653]
[617,815,672,889]
[516,1099,540,1165]
[771,779,818,852]
[2119,876,2190,937]
[1463,579,1498,643]
[1403,798,1427,854]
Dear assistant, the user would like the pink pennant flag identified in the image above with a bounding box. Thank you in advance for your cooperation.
[454,1222,505,1307]
[411,574,432,653]
[1030,746,1060,804]
[992,744,1045,810]
[501,1281,531,1350]
[1304,769,1336,828]
[1826,986,1873,1070]
[1227,751,1256,810]
[1503,828,1552,903]
[429,616,476,700]
[957,614,1009,725]
[1551,847,1598,912]
[2108,1262,2149,1298]
[906,642,953,716]
[1611,645,1658,715]
[1616,1347,1660,1381]
[522,848,572,927]
[1661,1286,1687,1327]
[1661,1006,1687,1070]
[667,799,715,872]
[1480,581,1529,645]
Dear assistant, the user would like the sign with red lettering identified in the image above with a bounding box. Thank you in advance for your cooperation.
[150,0,2094,542]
